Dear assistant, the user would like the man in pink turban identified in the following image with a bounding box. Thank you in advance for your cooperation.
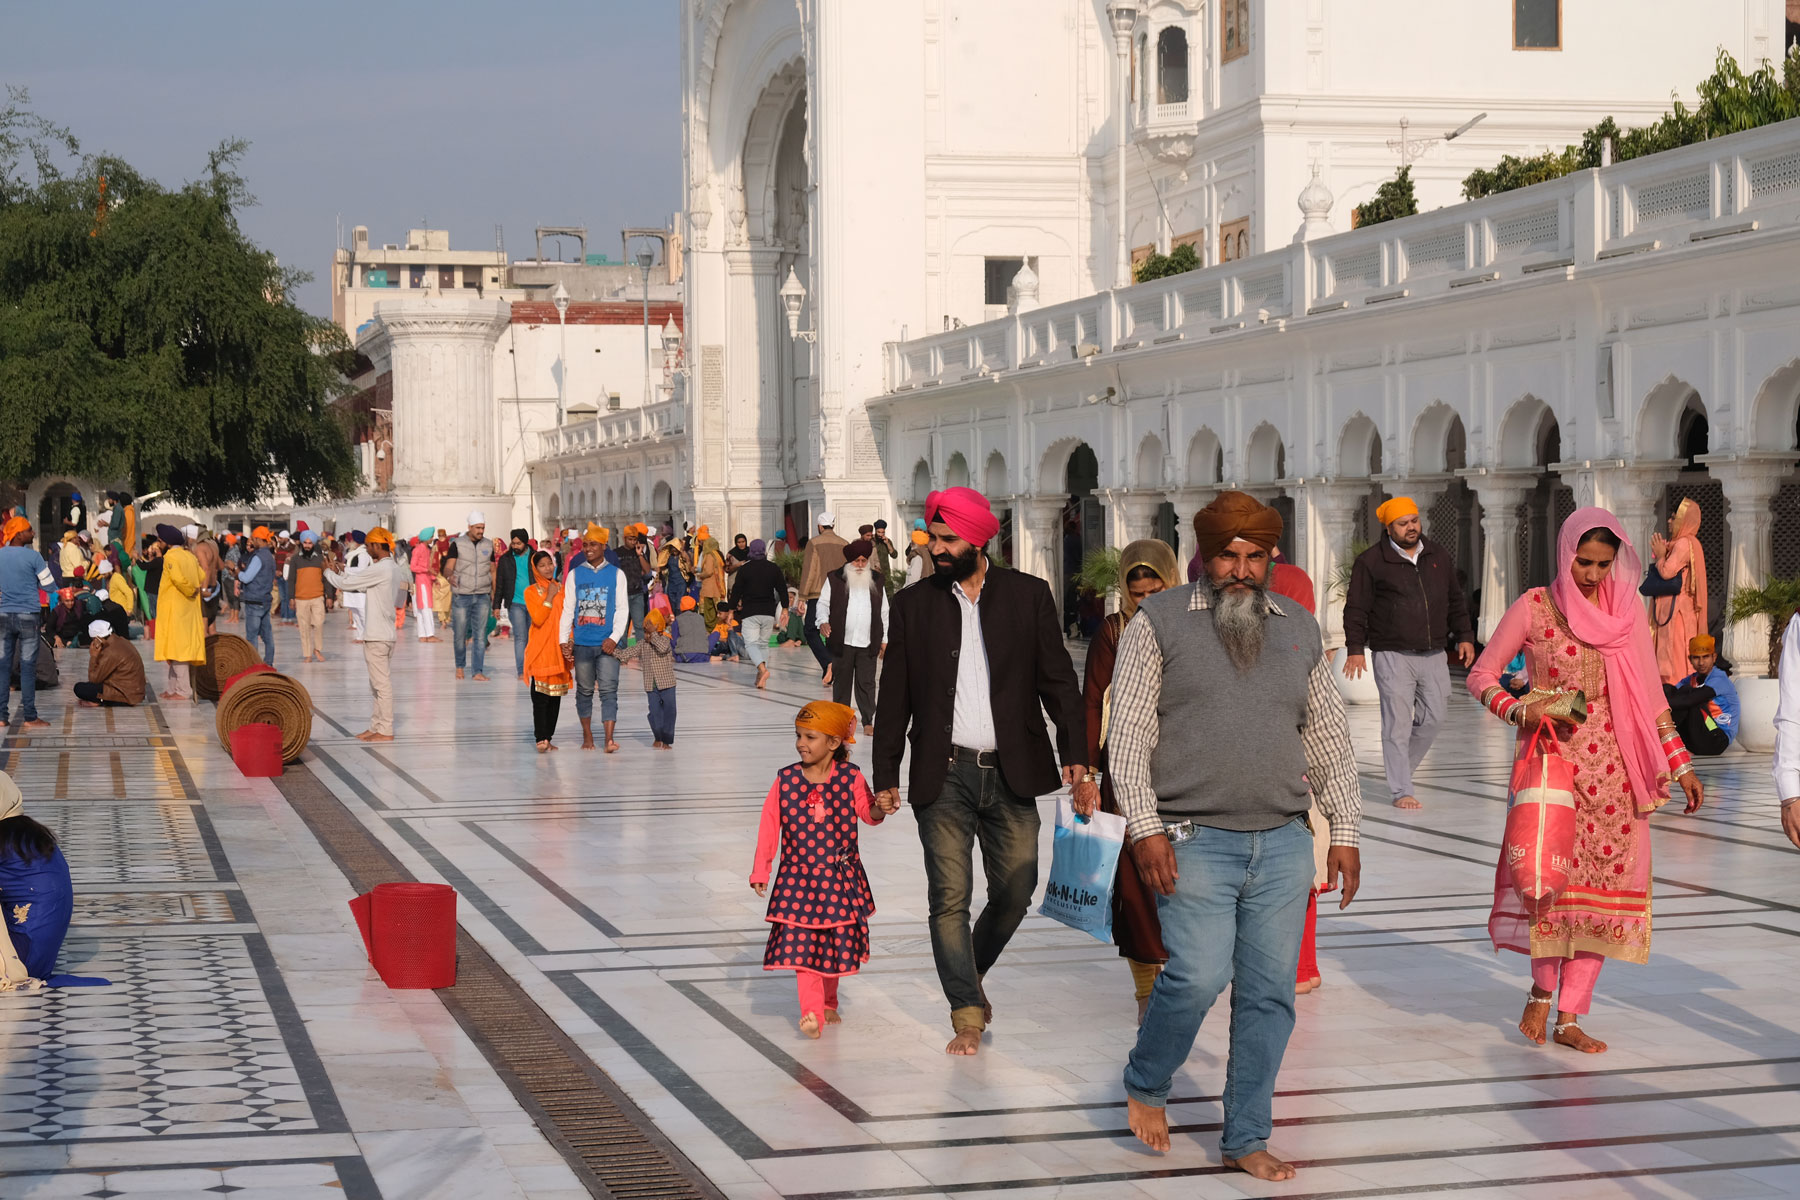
[925,487,1000,551]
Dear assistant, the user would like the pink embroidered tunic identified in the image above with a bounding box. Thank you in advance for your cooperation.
[750,762,882,977]
[1468,587,1653,965]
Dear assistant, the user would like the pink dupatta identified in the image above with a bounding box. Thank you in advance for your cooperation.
[1548,507,1670,815]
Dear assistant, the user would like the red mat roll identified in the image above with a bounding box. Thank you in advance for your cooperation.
[348,882,457,989]
[229,723,284,778]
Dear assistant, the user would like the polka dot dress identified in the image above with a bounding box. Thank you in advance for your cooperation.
[762,763,876,977]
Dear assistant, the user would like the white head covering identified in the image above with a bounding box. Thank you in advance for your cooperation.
[95,559,113,575]
[88,619,112,639]
[817,511,836,528]
[466,510,486,526]
[181,524,199,540]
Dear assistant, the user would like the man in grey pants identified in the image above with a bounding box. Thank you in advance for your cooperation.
[1341,497,1474,810]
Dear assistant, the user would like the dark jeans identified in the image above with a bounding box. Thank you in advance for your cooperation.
[803,599,831,673]
[915,758,1041,1028]
[73,682,128,706]
[646,685,676,743]
[628,591,647,638]
[508,601,531,677]
[241,600,274,664]
[831,643,879,724]
[530,689,562,743]
[0,612,42,722]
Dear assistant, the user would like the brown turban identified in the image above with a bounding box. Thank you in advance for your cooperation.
[1192,491,1284,561]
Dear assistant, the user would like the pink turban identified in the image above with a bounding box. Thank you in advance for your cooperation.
[925,487,999,547]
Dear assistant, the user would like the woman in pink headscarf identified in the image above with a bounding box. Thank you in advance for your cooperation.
[1648,497,1706,685]
[1468,508,1703,1056]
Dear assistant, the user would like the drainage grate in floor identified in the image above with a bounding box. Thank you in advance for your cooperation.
[273,764,722,1200]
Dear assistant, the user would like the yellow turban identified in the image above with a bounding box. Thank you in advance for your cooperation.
[1375,497,1419,528]
[1192,491,1284,562]
[796,700,857,744]
[643,608,669,633]
[584,522,609,544]
[1688,635,1715,655]
[365,527,394,547]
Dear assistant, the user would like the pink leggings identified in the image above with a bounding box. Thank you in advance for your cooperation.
[795,970,841,1020]
[1531,952,1604,1015]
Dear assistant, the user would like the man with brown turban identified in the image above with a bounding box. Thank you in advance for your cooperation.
[1341,496,1474,810]
[1105,490,1362,1184]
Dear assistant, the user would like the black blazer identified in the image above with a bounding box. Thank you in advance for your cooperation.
[873,565,1085,807]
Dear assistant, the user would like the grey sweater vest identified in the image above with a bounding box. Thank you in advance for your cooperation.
[1135,589,1322,832]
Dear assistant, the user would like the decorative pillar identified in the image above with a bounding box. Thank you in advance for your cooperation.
[1302,482,1370,650]
[1118,492,1160,545]
[1585,466,1679,575]
[1465,474,1534,642]
[1020,496,1064,608]
[1708,455,1799,671]
[369,296,512,537]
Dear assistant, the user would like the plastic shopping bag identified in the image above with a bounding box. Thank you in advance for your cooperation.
[1037,797,1126,943]
[1503,721,1578,914]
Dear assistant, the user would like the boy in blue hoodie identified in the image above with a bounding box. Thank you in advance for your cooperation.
[557,524,628,752]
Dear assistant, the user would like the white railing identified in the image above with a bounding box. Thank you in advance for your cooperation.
[534,398,687,459]
[883,119,1800,392]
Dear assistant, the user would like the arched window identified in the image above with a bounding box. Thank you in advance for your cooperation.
[1237,229,1249,259]
[1157,28,1188,105]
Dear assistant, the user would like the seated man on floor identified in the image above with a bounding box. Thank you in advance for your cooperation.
[1665,634,1737,756]
[74,621,145,708]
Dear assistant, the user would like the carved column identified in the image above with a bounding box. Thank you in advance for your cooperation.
[1168,487,1219,573]
[1465,475,1534,642]
[1303,482,1370,650]
[1710,456,1799,670]
[1020,497,1064,610]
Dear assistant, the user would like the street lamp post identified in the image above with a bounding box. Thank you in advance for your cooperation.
[637,249,655,407]
[552,282,570,425]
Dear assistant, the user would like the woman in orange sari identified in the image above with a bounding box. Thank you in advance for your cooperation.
[1648,497,1706,685]
[523,550,572,752]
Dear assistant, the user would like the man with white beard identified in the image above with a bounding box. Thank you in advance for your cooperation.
[1105,490,1363,1185]
[817,538,888,734]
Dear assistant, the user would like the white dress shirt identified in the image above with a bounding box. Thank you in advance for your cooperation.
[950,578,997,751]
[1772,612,1800,801]
[1390,536,1422,564]
[816,574,889,649]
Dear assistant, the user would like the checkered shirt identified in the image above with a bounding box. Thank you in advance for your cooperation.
[1107,580,1362,848]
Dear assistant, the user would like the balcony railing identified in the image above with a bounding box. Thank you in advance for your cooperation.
[883,120,1800,393]
[534,398,686,460]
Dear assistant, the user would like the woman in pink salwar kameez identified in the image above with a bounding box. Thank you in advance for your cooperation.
[1648,497,1707,686]
[1468,508,1704,1054]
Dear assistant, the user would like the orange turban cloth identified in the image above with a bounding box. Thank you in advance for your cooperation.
[1192,491,1284,562]
[584,522,609,545]
[1375,497,1419,528]
[1688,634,1715,655]
[1,516,29,546]
[679,595,696,611]
[365,527,395,547]
[796,700,857,744]
[643,608,669,633]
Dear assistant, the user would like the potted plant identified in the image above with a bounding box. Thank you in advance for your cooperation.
[1724,576,1800,752]
[1327,539,1381,706]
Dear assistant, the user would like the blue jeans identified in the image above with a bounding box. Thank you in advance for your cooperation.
[628,591,647,639]
[572,643,620,722]
[508,601,531,677]
[241,600,275,664]
[646,685,676,743]
[451,593,491,673]
[914,759,1041,1026]
[1123,818,1314,1159]
[277,576,294,620]
[0,612,42,722]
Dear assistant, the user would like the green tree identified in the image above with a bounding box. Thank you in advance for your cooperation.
[1352,166,1418,227]
[1462,48,1800,200]
[1133,241,1201,283]
[0,88,358,507]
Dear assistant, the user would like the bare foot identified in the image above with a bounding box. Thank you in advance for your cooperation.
[799,1013,821,1040]
[78,700,99,708]
[821,666,833,686]
[823,1008,841,1025]
[863,724,874,737]
[1519,988,1552,1045]
[1223,1149,1296,1181]
[1126,1097,1169,1152]
[1554,1019,1608,1054]
[472,673,489,682]
[546,742,559,751]
[21,718,49,729]
[365,732,394,742]
[1296,976,1322,995]
[945,1029,980,1056]
[536,742,549,754]
[978,979,993,1025]
[1393,795,1423,810]
[604,740,619,753]
[581,737,597,750]
[756,665,769,689]
[355,730,374,741]
[455,669,465,680]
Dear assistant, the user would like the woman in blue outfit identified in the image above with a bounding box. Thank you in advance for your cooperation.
[0,772,99,990]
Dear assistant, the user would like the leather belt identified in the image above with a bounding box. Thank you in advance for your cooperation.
[951,744,999,768]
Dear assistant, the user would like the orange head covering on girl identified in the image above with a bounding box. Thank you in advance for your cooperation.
[643,608,669,633]
[796,701,857,744]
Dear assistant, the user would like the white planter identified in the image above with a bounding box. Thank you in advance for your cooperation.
[1330,646,1382,706]
[1734,674,1780,754]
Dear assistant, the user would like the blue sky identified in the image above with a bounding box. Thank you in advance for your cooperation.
[0,0,680,317]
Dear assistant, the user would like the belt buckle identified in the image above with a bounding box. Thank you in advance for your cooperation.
[976,748,997,768]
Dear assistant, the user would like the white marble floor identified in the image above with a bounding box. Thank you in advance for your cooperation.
[11,608,1800,1199]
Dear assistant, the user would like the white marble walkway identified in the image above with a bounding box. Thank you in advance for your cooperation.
[9,605,1800,1199]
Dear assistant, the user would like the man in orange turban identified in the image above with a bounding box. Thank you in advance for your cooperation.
[1668,631,1736,757]
[0,515,53,728]
[1342,493,1474,811]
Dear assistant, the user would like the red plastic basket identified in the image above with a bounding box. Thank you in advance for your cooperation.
[348,882,457,989]
[229,723,284,777]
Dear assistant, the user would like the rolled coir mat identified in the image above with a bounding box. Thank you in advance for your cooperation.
[197,633,262,702]
[215,671,313,763]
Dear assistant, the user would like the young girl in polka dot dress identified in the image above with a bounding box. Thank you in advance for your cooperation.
[751,701,898,1038]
